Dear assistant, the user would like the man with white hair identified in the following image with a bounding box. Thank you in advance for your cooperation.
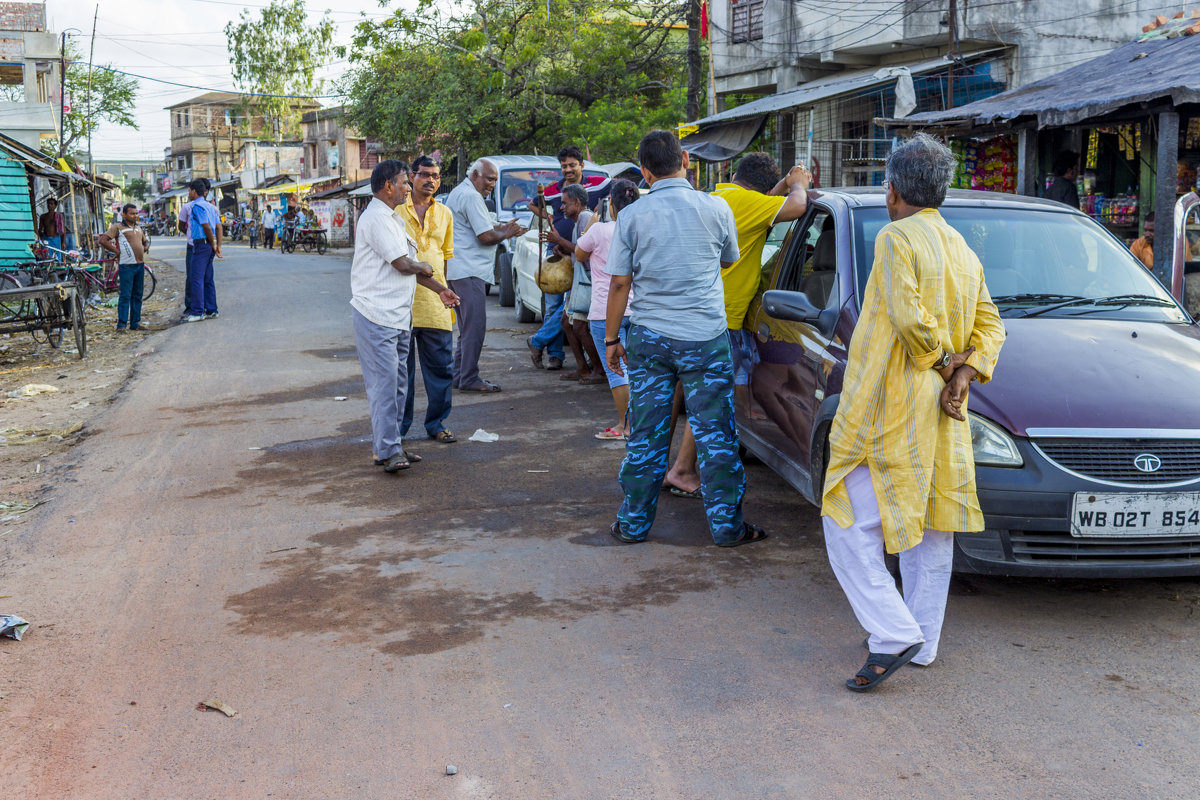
[444,158,527,392]
[821,133,1006,692]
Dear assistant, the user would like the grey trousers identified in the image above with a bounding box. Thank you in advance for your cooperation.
[450,276,487,389]
[352,307,412,461]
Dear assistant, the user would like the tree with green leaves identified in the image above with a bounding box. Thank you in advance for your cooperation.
[41,43,139,159]
[341,0,693,164]
[225,0,334,140]
[124,177,150,201]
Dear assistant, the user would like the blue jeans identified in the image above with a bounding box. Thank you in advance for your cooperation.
[186,240,217,317]
[117,263,145,328]
[617,325,745,544]
[530,292,565,358]
[588,317,631,389]
[402,327,455,438]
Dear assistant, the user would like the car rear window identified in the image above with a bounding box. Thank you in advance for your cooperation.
[849,206,1188,322]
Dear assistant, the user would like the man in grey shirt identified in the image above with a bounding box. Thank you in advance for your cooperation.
[602,130,768,548]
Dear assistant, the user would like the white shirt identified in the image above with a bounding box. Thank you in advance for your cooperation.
[261,209,276,228]
[350,197,420,330]
[444,178,497,282]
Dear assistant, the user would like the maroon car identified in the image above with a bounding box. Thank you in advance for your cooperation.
[742,188,1200,577]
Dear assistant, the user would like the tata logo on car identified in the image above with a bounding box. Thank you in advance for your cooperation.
[1133,453,1163,473]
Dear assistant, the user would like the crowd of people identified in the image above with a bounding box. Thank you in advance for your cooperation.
[346,130,1005,693]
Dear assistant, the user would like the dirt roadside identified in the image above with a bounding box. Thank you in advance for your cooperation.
[0,257,184,528]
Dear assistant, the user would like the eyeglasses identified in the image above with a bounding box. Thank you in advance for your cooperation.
[415,171,440,179]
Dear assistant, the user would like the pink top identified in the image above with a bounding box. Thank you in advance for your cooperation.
[578,220,630,321]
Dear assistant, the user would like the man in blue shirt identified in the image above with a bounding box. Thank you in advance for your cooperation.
[184,178,222,323]
[603,130,767,548]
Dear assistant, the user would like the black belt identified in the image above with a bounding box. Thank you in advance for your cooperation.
[192,238,208,244]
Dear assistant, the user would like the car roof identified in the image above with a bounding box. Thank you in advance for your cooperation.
[480,154,606,172]
[818,187,1084,214]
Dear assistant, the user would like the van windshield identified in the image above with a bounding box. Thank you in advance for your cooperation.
[850,206,1188,322]
[498,169,610,212]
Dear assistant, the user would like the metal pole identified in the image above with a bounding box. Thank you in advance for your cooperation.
[58,33,66,158]
[806,108,814,166]
[86,5,97,177]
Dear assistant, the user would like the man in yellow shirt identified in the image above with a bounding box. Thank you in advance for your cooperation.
[663,153,811,497]
[1129,211,1155,270]
[397,156,458,444]
[821,134,1005,692]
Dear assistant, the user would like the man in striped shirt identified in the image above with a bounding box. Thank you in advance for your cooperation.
[821,134,1005,692]
[351,160,460,473]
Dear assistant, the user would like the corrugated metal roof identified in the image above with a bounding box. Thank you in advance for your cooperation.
[884,34,1200,130]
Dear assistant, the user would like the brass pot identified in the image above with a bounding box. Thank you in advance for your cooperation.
[537,254,573,294]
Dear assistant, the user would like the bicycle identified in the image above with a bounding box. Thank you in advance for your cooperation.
[30,242,156,302]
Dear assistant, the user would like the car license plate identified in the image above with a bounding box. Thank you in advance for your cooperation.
[1071,491,1200,537]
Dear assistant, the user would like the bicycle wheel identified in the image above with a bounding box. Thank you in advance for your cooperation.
[71,290,86,358]
[316,233,327,255]
[301,235,313,253]
[36,296,63,348]
[141,266,156,301]
[0,272,26,319]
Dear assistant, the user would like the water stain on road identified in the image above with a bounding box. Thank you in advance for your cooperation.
[166,377,364,414]
[225,515,718,657]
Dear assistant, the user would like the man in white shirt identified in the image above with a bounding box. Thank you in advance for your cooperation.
[351,160,460,473]
[261,205,278,250]
[444,158,526,392]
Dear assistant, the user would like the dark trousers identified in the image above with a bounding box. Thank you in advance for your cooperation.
[184,243,193,310]
[186,240,217,317]
[449,276,487,389]
[264,229,276,249]
[402,327,455,438]
[117,263,144,328]
[618,325,745,544]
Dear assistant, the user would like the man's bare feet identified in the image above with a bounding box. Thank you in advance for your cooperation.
[664,467,700,495]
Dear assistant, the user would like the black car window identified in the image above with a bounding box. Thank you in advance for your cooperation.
[776,209,836,309]
[850,206,1188,322]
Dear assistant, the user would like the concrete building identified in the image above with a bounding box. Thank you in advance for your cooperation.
[235,139,303,190]
[165,92,318,182]
[692,0,1174,184]
[0,2,62,151]
[299,106,381,186]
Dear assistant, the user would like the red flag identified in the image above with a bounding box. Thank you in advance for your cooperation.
[701,1,709,39]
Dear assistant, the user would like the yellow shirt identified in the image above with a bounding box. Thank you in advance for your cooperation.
[712,183,786,330]
[397,198,455,331]
[820,208,1006,554]
[1130,236,1153,270]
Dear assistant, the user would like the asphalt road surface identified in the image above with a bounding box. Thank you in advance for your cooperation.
[2,236,1198,799]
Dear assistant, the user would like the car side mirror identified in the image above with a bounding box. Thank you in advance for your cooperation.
[762,289,837,336]
[484,198,497,213]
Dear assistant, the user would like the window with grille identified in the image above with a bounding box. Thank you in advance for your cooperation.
[731,0,764,43]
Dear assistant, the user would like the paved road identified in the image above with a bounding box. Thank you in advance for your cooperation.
[2,238,1198,798]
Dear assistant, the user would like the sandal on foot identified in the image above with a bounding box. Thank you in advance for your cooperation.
[608,521,645,544]
[376,450,422,465]
[716,522,768,547]
[430,430,457,443]
[381,453,411,472]
[668,485,702,499]
[579,373,607,384]
[862,636,929,667]
[845,642,923,692]
[594,427,626,441]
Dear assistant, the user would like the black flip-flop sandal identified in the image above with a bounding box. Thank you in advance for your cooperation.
[668,486,702,499]
[862,636,929,667]
[717,522,768,548]
[845,642,923,692]
[374,451,421,465]
[609,521,645,544]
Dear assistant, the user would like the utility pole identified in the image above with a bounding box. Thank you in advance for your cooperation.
[947,0,958,107]
[686,0,702,122]
[58,32,66,158]
[86,5,97,176]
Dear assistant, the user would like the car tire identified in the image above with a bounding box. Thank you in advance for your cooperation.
[497,252,515,307]
[514,270,536,323]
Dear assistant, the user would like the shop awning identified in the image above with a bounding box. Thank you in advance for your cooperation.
[679,50,1005,161]
[248,175,341,196]
[881,32,1200,131]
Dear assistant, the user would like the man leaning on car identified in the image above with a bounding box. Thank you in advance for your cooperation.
[820,133,1006,692]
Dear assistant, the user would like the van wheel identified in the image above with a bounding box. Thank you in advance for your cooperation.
[497,252,515,307]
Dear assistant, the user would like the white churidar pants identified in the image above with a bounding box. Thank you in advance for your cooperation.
[823,464,954,666]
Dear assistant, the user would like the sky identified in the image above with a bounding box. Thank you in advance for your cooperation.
[44,0,418,162]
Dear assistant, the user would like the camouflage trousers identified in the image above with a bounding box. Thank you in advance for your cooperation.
[617,324,746,544]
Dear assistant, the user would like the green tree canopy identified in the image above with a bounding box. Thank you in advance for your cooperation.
[42,43,139,158]
[225,0,334,140]
[341,0,692,164]
[124,177,150,201]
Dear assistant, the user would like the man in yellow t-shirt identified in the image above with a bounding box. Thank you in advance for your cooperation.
[397,155,458,444]
[662,152,811,498]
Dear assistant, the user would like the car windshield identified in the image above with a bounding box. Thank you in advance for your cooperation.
[497,169,609,212]
[849,205,1189,322]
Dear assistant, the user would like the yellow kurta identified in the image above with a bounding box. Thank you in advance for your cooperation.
[397,198,455,331]
[820,208,1005,554]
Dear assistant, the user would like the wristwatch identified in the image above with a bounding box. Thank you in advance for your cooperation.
[934,349,951,370]
[604,338,621,347]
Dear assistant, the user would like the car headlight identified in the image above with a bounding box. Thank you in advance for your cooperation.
[969,413,1023,467]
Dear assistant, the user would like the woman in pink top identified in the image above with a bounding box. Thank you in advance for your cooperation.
[576,179,640,440]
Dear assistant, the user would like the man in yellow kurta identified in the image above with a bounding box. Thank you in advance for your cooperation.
[821,134,1005,692]
[397,155,458,444]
